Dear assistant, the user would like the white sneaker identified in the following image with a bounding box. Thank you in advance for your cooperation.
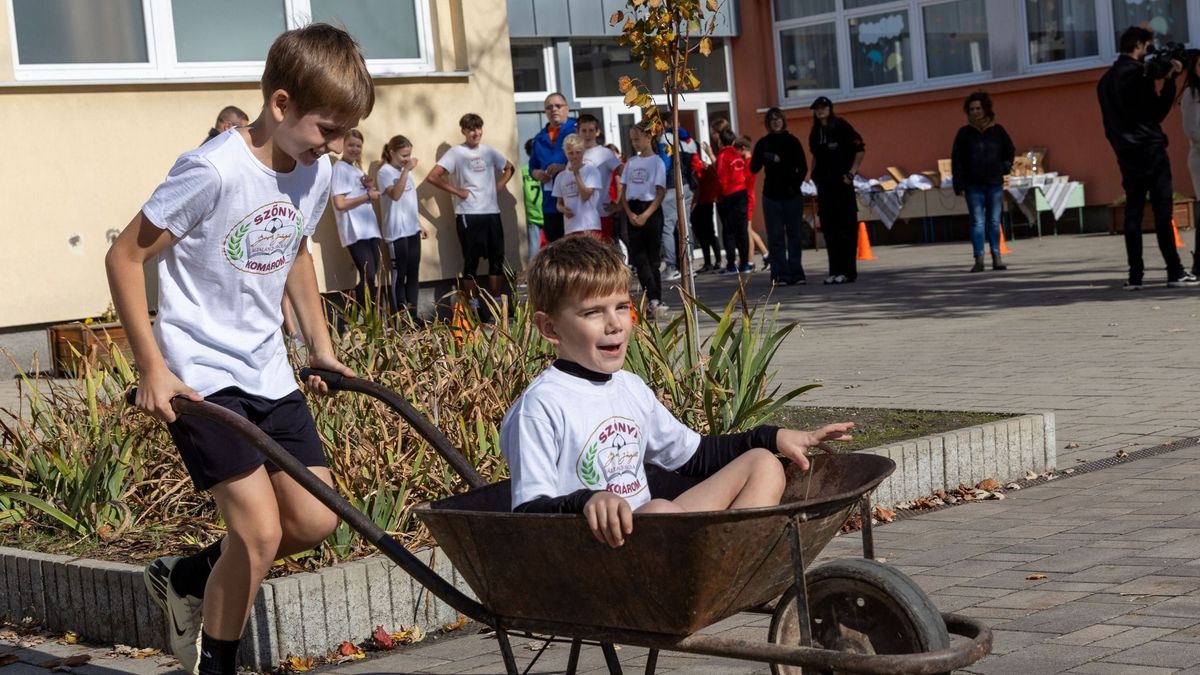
[663,268,682,281]
[1167,271,1200,288]
[144,557,202,675]
[648,300,669,318]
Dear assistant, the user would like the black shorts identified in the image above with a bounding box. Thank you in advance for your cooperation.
[167,387,326,491]
[456,213,505,279]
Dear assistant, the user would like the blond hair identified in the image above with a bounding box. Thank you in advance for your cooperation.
[342,128,365,167]
[261,23,375,120]
[526,237,630,315]
[562,133,584,153]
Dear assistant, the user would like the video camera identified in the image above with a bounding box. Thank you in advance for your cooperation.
[1144,42,1197,79]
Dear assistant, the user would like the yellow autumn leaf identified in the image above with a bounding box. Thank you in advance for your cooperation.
[624,88,639,105]
[699,36,713,57]
[618,75,633,93]
[686,71,701,90]
[648,0,662,7]
[609,10,624,26]
[653,55,669,72]
[287,655,313,672]
[63,632,78,644]
[707,0,719,10]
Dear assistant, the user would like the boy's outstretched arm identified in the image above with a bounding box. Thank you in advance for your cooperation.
[776,422,855,470]
[105,212,202,423]
[285,238,355,394]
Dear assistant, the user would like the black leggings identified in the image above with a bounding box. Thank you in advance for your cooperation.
[346,238,380,308]
[691,202,720,267]
[627,200,664,303]
[390,234,421,314]
[718,190,749,268]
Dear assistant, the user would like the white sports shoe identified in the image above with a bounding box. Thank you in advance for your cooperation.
[144,556,203,675]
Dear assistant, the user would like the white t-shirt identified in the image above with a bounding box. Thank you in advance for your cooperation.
[552,165,603,234]
[141,129,330,399]
[331,161,381,246]
[377,163,420,241]
[620,154,667,202]
[500,366,701,510]
[435,143,508,215]
[583,145,622,209]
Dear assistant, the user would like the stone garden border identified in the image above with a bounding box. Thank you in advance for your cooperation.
[0,413,1054,669]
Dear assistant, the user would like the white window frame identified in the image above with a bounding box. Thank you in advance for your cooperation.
[773,0,995,106]
[1018,0,1110,76]
[6,0,435,83]
[511,40,557,103]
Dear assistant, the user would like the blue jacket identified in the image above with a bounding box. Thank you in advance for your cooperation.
[528,117,577,214]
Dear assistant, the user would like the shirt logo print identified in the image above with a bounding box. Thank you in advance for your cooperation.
[224,201,302,275]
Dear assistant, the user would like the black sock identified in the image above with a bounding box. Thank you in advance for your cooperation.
[170,538,223,599]
[198,632,239,675]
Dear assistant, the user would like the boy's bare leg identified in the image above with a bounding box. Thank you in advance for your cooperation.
[671,448,786,512]
[270,467,339,556]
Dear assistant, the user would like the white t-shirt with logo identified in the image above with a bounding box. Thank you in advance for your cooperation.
[620,154,667,202]
[141,129,330,399]
[551,165,603,234]
[435,143,508,215]
[500,366,700,510]
[583,145,622,209]
[377,163,420,241]
[331,160,381,246]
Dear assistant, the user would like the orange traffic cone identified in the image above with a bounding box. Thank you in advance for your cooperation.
[1173,218,1186,248]
[999,227,1013,255]
[856,222,877,261]
[450,295,475,346]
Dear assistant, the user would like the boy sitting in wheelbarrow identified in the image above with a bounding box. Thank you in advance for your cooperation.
[500,236,854,548]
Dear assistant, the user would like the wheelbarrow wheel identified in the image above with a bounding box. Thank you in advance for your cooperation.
[768,558,949,675]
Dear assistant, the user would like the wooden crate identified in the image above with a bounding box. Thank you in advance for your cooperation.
[46,322,133,377]
[1110,200,1195,234]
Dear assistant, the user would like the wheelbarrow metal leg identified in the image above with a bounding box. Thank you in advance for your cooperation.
[566,640,582,675]
[787,517,814,648]
[644,648,659,675]
[860,494,875,560]
[496,630,519,675]
[601,642,624,675]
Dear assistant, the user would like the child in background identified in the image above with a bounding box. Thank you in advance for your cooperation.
[332,128,383,308]
[619,123,668,315]
[716,127,750,275]
[499,236,853,547]
[577,114,622,241]
[427,113,516,316]
[736,135,770,272]
[692,142,722,272]
[521,138,545,261]
[554,134,604,238]
[378,135,427,318]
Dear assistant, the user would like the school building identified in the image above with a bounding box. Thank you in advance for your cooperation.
[729,0,1200,228]
[0,0,522,329]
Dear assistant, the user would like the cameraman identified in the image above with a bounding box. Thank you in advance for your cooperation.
[1097,26,1198,288]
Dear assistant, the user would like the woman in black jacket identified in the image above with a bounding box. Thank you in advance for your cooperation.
[951,91,1015,272]
[809,96,865,284]
[751,107,808,286]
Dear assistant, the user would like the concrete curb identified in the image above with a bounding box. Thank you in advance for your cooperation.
[0,413,1053,668]
[0,546,471,670]
[861,412,1055,508]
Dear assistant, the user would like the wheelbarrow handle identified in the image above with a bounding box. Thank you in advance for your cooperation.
[299,367,488,490]
[122,385,496,627]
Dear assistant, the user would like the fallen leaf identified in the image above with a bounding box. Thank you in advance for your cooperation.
[371,625,394,651]
[337,641,361,658]
[442,615,468,633]
[1006,483,1022,490]
[976,478,1001,491]
[390,625,426,645]
[524,641,552,652]
[1064,442,1081,449]
[1116,449,1129,458]
[286,655,314,672]
[62,633,77,645]
[872,505,896,523]
[1063,468,1075,474]
[1025,470,1039,480]
[1026,573,1048,580]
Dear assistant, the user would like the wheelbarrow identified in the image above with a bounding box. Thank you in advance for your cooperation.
[132,368,991,674]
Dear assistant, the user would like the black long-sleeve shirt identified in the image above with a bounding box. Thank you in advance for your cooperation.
[809,117,865,185]
[950,123,1015,192]
[749,131,807,200]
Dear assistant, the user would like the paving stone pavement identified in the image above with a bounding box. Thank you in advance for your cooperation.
[5,233,1200,674]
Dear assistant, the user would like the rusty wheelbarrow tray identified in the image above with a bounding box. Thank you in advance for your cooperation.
[133,369,991,674]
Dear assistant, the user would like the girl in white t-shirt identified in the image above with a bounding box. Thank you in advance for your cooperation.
[378,135,428,317]
[619,123,668,314]
[331,129,383,310]
[553,134,604,237]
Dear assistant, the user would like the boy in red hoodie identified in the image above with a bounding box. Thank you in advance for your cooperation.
[715,127,750,274]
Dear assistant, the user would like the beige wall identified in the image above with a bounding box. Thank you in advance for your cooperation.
[0,0,521,328]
